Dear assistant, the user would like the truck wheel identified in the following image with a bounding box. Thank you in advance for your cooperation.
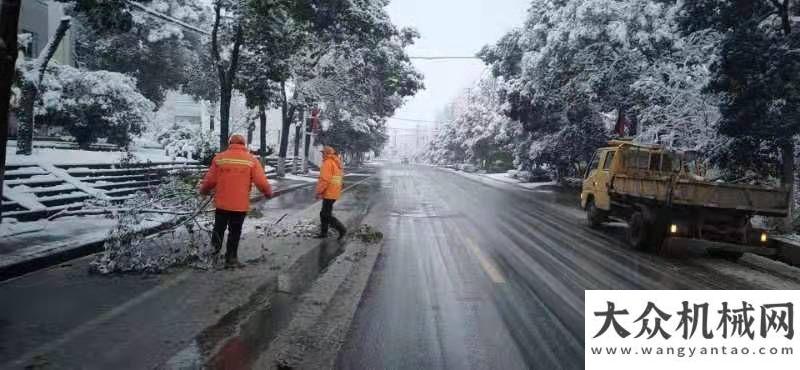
[708,250,743,261]
[628,211,650,250]
[658,238,688,259]
[586,200,605,229]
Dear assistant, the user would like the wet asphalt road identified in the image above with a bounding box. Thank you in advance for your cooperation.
[336,164,800,370]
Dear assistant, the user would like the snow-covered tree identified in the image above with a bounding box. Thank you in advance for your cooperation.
[631,28,723,150]
[264,21,422,170]
[156,124,218,164]
[65,0,212,107]
[464,0,723,177]
[273,12,422,173]
[426,74,515,170]
[681,0,800,229]
[15,61,154,148]
[16,17,71,155]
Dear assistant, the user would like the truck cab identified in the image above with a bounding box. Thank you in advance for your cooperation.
[581,141,672,214]
[580,147,616,212]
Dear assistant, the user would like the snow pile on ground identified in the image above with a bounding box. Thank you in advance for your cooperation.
[352,224,383,243]
[283,174,317,183]
[260,219,320,238]
[0,219,45,238]
[518,181,558,190]
[485,172,521,184]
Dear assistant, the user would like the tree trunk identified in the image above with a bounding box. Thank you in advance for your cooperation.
[16,17,71,155]
[246,118,255,148]
[16,81,35,154]
[219,88,231,150]
[209,101,216,131]
[277,81,291,177]
[211,2,243,152]
[1,0,23,223]
[259,104,267,164]
[782,141,795,232]
[293,110,303,174]
[303,118,311,173]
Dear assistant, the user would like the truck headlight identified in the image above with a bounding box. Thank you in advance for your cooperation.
[670,224,678,234]
[760,232,768,243]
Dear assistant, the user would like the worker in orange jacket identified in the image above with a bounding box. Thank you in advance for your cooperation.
[315,146,347,240]
[199,134,273,267]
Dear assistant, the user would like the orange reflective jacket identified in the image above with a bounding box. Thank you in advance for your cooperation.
[199,144,272,212]
[316,153,343,200]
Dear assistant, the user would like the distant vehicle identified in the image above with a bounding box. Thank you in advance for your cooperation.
[581,139,789,259]
[401,157,409,165]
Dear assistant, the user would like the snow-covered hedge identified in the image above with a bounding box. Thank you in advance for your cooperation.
[16,61,154,148]
[156,124,218,164]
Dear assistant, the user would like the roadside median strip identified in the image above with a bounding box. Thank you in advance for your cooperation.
[254,218,385,369]
[162,175,377,370]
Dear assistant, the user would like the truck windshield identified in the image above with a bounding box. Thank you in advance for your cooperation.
[603,151,615,170]
[585,151,600,178]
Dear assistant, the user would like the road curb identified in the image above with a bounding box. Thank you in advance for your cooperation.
[0,181,317,282]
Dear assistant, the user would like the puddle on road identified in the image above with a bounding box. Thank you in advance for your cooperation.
[162,240,347,370]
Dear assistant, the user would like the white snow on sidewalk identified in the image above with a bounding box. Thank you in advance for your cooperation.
[518,181,558,190]
[7,147,179,166]
[0,219,46,238]
[283,174,318,183]
[6,141,183,166]
[485,172,521,184]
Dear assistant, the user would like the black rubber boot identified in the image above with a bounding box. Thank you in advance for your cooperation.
[331,217,347,241]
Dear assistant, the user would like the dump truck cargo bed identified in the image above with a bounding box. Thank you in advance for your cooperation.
[611,174,790,217]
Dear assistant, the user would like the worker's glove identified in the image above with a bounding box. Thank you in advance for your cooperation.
[264,192,273,199]
[315,193,322,200]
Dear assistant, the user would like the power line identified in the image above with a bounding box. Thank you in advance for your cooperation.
[388,117,448,124]
[122,4,484,63]
[125,0,211,36]
[409,56,481,60]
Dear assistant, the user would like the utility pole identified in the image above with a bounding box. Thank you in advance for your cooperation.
[292,110,303,174]
[302,114,309,173]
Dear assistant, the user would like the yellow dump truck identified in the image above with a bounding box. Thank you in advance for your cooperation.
[581,140,790,258]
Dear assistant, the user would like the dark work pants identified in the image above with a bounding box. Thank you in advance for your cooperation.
[320,199,346,236]
[211,209,247,261]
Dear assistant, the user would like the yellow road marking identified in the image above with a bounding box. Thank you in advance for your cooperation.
[463,236,506,284]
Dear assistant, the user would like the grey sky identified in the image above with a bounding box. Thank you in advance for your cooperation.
[386,0,531,130]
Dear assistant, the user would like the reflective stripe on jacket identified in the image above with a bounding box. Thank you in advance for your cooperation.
[199,144,272,211]
[316,154,343,200]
